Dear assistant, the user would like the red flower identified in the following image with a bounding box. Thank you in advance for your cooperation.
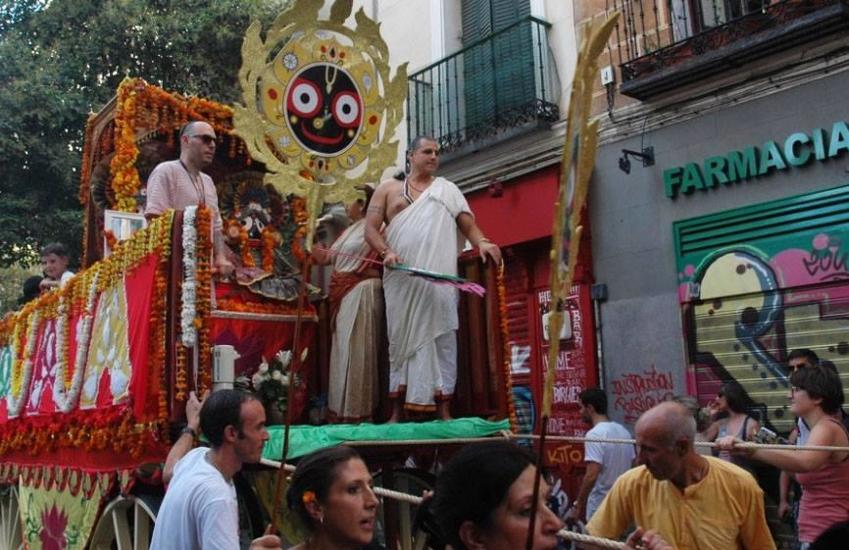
[40,504,68,550]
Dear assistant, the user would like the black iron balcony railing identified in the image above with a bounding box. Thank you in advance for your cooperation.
[611,0,849,99]
[407,16,558,155]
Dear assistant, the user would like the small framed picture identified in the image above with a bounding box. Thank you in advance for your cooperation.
[103,210,147,257]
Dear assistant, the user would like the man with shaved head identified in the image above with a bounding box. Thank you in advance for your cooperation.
[145,120,234,277]
[586,401,775,549]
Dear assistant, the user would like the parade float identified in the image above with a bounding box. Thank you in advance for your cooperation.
[0,1,515,548]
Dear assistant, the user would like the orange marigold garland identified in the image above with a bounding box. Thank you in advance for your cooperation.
[152,212,173,444]
[78,115,96,206]
[496,264,519,431]
[195,206,214,392]
[103,229,118,252]
[79,115,96,262]
[239,223,255,268]
[175,344,189,403]
[106,78,236,213]
[0,213,175,460]
[261,225,277,272]
[110,80,142,212]
[215,298,314,316]
[290,196,309,263]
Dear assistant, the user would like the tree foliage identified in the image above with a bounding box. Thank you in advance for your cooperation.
[0,0,290,267]
[0,263,41,315]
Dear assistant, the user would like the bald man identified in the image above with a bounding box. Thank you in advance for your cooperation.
[587,402,775,550]
[145,121,234,277]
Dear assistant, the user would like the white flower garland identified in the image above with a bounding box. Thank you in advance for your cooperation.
[54,272,99,413]
[50,294,67,410]
[181,206,198,347]
[7,310,41,418]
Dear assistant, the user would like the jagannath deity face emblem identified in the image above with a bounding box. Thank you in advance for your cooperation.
[234,0,407,206]
[283,63,363,156]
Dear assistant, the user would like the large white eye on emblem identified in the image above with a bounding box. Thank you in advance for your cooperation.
[331,91,361,128]
[287,78,322,117]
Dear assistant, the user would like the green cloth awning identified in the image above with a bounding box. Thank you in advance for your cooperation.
[262,417,510,460]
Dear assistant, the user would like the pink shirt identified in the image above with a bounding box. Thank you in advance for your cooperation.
[796,418,849,542]
[144,160,223,232]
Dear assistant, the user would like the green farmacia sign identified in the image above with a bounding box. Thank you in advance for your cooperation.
[664,121,849,199]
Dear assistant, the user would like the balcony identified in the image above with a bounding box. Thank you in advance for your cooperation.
[407,16,558,156]
[615,0,849,100]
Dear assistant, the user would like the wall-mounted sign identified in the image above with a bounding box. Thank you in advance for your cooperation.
[664,121,849,199]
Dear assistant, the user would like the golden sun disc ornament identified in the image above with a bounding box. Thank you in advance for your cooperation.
[234,0,407,215]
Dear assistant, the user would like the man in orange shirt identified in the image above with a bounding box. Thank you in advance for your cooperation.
[587,401,775,549]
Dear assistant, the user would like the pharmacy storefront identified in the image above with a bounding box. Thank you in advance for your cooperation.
[590,71,849,433]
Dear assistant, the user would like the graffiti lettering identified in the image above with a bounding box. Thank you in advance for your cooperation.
[612,366,673,396]
[553,385,582,404]
[612,366,675,423]
[572,308,583,348]
[510,344,531,374]
[548,477,571,518]
[547,416,585,435]
[802,247,849,279]
[614,393,674,423]
[542,350,570,371]
[546,443,584,466]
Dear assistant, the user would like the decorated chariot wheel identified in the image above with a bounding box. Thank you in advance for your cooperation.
[88,494,159,550]
[0,485,23,550]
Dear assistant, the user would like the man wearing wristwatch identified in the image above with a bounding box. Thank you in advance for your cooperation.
[365,136,501,422]
[150,390,281,550]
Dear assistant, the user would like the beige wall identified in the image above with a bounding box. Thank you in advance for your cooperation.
[329,0,580,174]
[543,0,577,114]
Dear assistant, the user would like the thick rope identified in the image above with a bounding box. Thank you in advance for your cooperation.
[260,458,425,504]
[507,433,849,452]
[558,529,626,549]
[264,431,849,452]
[259,458,628,547]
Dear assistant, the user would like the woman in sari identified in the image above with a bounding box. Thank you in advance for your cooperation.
[314,184,383,423]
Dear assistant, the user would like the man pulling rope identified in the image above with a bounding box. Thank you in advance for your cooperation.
[586,402,775,549]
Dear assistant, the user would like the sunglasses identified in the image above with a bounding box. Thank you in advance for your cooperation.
[188,134,217,145]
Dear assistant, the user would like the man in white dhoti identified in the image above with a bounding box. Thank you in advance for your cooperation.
[365,136,501,422]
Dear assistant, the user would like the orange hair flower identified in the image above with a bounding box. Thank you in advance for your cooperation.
[302,490,317,505]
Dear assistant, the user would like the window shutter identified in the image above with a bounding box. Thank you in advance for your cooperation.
[460,0,533,134]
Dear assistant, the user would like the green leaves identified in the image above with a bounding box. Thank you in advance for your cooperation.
[0,0,289,267]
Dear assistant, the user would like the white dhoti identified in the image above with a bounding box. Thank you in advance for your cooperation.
[384,177,471,412]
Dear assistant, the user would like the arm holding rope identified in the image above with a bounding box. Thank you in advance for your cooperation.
[624,528,673,550]
[717,418,848,472]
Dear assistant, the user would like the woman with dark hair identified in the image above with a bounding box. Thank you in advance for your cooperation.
[718,365,849,547]
[313,183,383,423]
[286,445,379,549]
[429,441,669,550]
[704,381,760,465]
